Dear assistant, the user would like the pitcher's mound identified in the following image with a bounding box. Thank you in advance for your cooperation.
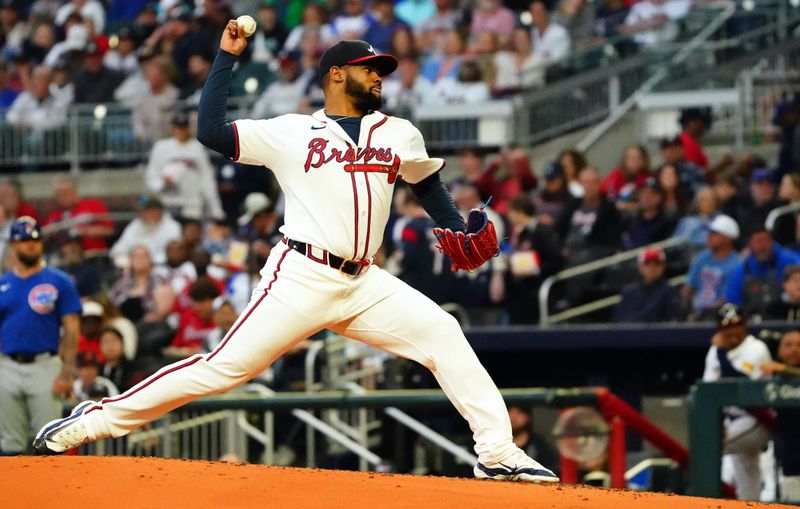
[0,456,791,508]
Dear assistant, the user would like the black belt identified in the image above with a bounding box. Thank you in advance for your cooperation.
[7,351,57,364]
[283,237,370,277]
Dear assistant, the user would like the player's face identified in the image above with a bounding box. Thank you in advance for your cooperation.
[343,65,383,112]
[779,332,800,366]
[12,239,43,267]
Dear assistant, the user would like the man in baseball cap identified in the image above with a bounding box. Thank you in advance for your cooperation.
[683,214,743,320]
[612,247,679,322]
[318,39,398,79]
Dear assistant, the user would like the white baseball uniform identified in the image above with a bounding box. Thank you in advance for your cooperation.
[79,109,520,465]
[703,335,773,500]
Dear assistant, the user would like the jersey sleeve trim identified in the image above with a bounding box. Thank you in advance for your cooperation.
[232,121,240,162]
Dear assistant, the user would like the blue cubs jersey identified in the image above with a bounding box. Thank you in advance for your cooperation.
[0,267,82,355]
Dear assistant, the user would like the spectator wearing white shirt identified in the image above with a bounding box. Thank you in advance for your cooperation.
[6,65,70,132]
[103,28,140,76]
[132,55,179,142]
[282,3,335,55]
[381,57,434,114]
[529,0,571,64]
[145,112,224,221]
[431,59,490,104]
[333,0,373,40]
[55,0,106,35]
[493,27,547,92]
[622,0,691,48]
[250,56,313,119]
[110,196,182,269]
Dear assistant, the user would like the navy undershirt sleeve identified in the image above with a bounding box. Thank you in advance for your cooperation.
[716,348,749,378]
[409,173,465,232]
[197,50,238,159]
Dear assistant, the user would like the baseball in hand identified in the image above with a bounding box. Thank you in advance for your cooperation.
[236,15,257,37]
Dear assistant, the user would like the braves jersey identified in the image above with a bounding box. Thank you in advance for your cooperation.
[232,110,443,261]
[0,267,82,355]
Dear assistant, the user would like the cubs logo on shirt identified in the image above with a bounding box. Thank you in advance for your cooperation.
[28,284,59,314]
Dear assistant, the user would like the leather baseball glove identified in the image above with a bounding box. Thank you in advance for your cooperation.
[433,208,499,272]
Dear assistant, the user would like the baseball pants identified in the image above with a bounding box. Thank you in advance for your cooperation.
[723,417,772,500]
[0,355,62,453]
[83,244,518,464]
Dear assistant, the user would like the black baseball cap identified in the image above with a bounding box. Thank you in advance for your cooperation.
[318,40,398,78]
[717,303,745,328]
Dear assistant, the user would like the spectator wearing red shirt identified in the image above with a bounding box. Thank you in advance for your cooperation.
[164,277,220,361]
[77,300,106,363]
[0,178,39,221]
[600,144,651,207]
[44,177,114,258]
[475,147,538,214]
[678,108,733,180]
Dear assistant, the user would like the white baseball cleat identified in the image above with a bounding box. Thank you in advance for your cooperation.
[33,400,95,454]
[474,450,560,482]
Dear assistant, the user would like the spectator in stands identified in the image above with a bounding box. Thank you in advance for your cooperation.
[59,236,101,298]
[505,196,562,324]
[612,247,679,322]
[43,21,88,70]
[714,174,742,220]
[621,0,690,48]
[155,239,197,297]
[49,58,74,103]
[472,147,537,215]
[761,330,800,503]
[78,300,105,360]
[72,350,119,402]
[764,265,800,322]
[672,186,720,251]
[206,298,238,352]
[238,192,280,246]
[382,57,433,115]
[420,29,463,84]
[165,7,211,88]
[180,50,213,104]
[109,244,175,325]
[595,0,629,41]
[416,0,461,55]
[0,1,27,54]
[703,303,772,501]
[282,3,334,55]
[601,144,651,207]
[110,195,182,268]
[73,42,125,104]
[55,0,105,35]
[559,149,588,198]
[333,0,373,41]
[471,0,516,46]
[132,55,179,142]
[396,190,457,304]
[251,55,313,119]
[395,0,436,27]
[24,23,58,67]
[678,107,734,177]
[364,0,409,54]
[683,215,742,321]
[249,2,288,65]
[0,59,19,111]
[114,46,155,107]
[772,174,800,250]
[164,277,220,361]
[96,294,138,361]
[103,27,139,76]
[659,135,706,198]
[736,169,781,242]
[533,161,571,226]
[553,0,596,43]
[6,64,70,132]
[726,229,800,319]
[529,0,571,65]
[0,178,38,220]
[656,163,689,220]
[181,220,203,254]
[388,25,419,61]
[44,176,114,259]
[145,112,224,221]
[623,177,675,249]
[772,93,800,180]
[99,326,142,393]
[493,27,547,92]
[558,166,623,266]
[430,58,490,104]
[226,251,264,314]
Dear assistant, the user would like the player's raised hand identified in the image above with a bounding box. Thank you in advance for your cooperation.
[220,20,247,56]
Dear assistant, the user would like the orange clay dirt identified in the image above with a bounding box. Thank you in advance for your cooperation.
[0,456,792,509]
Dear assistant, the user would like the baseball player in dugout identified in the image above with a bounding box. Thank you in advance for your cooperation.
[33,20,558,483]
[0,217,82,454]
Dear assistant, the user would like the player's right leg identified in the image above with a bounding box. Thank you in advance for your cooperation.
[0,357,30,453]
[33,246,340,454]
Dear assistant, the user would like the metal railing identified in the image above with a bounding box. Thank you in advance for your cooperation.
[538,237,689,327]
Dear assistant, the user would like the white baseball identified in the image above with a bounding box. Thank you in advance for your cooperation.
[236,15,257,37]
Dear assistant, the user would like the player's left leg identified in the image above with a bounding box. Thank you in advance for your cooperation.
[23,356,63,446]
[331,266,557,482]
[0,357,30,453]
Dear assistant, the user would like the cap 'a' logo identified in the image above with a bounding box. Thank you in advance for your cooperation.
[28,283,59,314]
[367,45,375,54]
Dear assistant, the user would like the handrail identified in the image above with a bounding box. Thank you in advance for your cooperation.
[538,237,688,327]
[576,0,737,152]
[765,201,800,233]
